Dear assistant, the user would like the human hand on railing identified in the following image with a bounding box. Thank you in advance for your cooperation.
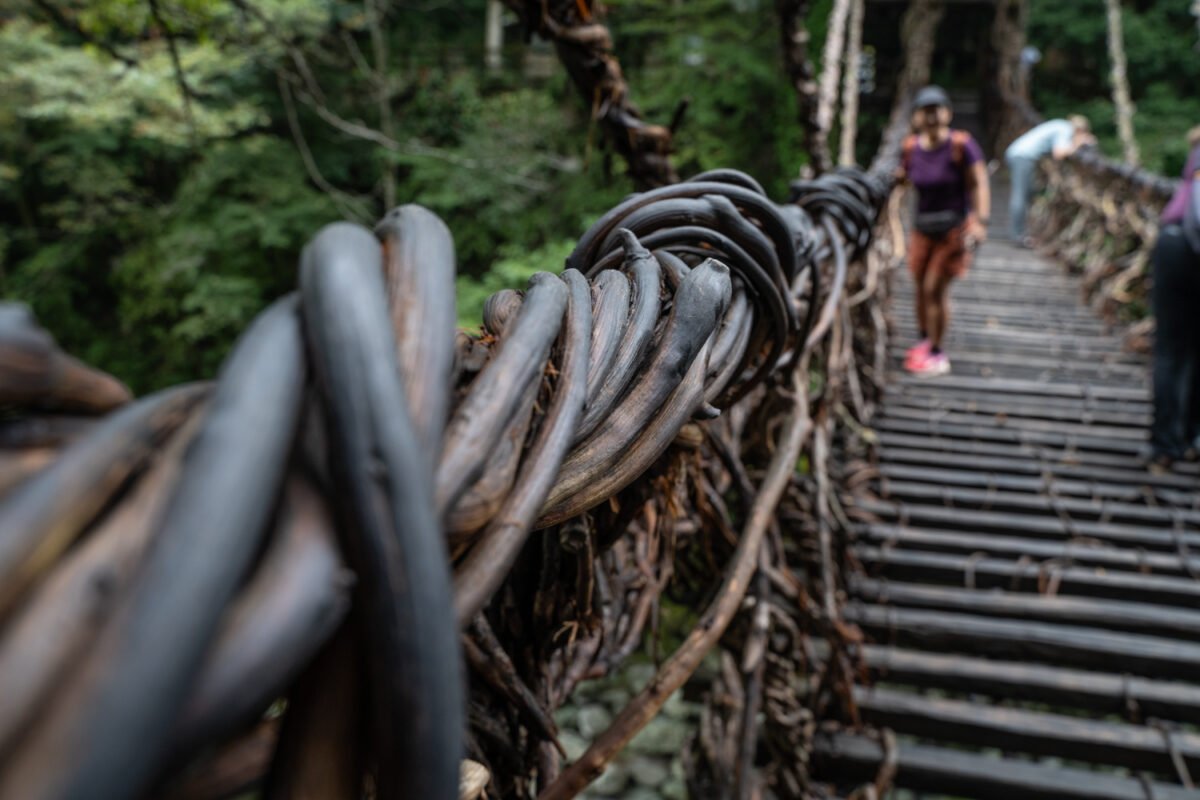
[964,216,988,251]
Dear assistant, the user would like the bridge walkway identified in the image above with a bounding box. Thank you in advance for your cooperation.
[812,217,1200,799]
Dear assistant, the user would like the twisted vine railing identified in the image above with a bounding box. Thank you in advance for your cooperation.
[0,156,894,799]
[1030,145,1178,338]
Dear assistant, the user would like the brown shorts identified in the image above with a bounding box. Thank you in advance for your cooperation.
[908,223,973,282]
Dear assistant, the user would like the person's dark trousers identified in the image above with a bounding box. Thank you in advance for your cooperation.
[1150,225,1200,459]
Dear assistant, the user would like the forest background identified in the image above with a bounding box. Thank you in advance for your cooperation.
[1,0,1197,392]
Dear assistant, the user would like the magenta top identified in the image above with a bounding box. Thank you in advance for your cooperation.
[1162,145,1199,225]
[907,134,985,217]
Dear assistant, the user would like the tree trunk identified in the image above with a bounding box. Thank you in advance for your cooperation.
[837,0,865,167]
[1105,0,1139,166]
[367,0,396,209]
[485,0,504,73]
[776,0,821,176]
[989,0,1032,155]
[813,0,853,175]
[870,0,946,173]
[502,0,678,188]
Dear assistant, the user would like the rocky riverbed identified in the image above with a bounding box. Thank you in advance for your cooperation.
[554,661,700,800]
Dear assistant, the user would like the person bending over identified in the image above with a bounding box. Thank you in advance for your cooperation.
[1005,115,1094,246]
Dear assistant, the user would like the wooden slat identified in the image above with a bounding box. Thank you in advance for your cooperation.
[854,523,1200,577]
[854,644,1200,724]
[877,447,1194,490]
[891,315,1110,338]
[812,731,1198,800]
[878,462,1190,505]
[883,393,1148,426]
[889,373,1148,402]
[851,497,1200,554]
[876,480,1200,527]
[850,576,1200,642]
[874,417,1146,455]
[852,545,1200,607]
[853,686,1200,776]
[881,407,1145,440]
[875,432,1200,477]
[844,603,1200,680]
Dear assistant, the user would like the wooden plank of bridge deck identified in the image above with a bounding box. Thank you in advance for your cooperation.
[875,433,1200,477]
[887,360,1145,385]
[892,310,1111,335]
[843,603,1200,680]
[849,577,1200,642]
[886,348,1145,379]
[876,481,1200,527]
[890,371,1150,398]
[894,339,1142,363]
[882,396,1149,426]
[886,349,1143,377]
[888,393,1150,421]
[894,300,1107,321]
[892,372,1147,394]
[876,463,1193,506]
[852,686,1200,776]
[882,406,1147,440]
[875,416,1150,454]
[853,645,1200,724]
[851,546,1200,607]
[851,497,1200,553]
[877,446,1197,489]
[897,363,1145,385]
[812,732,1199,800]
[853,524,1200,576]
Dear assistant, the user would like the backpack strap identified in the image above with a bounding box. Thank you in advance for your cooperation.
[901,134,919,177]
[950,129,970,167]
[950,129,977,193]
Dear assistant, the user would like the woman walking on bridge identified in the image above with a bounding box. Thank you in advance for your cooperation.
[896,85,991,377]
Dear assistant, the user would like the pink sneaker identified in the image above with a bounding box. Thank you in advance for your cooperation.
[904,339,931,370]
[908,350,950,377]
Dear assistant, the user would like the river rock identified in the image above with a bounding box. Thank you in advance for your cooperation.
[630,715,689,755]
[559,731,588,762]
[577,704,613,738]
[590,762,629,796]
[628,755,670,787]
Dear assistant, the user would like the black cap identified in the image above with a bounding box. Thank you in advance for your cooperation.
[913,85,951,110]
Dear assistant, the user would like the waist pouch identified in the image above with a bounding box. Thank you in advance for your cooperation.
[915,209,964,237]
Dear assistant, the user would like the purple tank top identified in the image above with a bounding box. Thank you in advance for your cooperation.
[1162,146,1199,225]
[907,134,985,217]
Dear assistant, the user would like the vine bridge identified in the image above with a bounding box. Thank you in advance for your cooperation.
[0,1,1193,799]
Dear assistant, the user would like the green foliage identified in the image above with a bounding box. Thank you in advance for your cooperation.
[1029,0,1200,175]
[606,0,803,196]
[2,0,815,394]
[6,0,1198,399]
[0,0,623,391]
[109,136,338,386]
[455,238,576,329]
[400,86,626,274]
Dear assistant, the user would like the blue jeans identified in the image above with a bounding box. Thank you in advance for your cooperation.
[1006,153,1036,240]
[1151,226,1200,458]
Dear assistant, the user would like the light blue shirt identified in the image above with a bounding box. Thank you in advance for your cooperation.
[1006,120,1074,160]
